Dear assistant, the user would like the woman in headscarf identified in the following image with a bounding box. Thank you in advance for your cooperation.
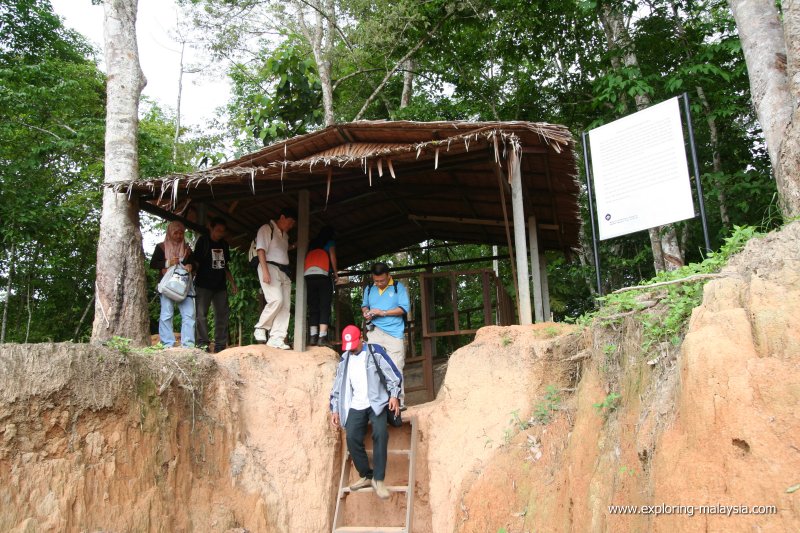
[150,221,197,347]
[303,225,337,347]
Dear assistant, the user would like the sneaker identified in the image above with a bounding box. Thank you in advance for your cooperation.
[372,479,390,499]
[349,476,372,491]
[267,338,291,350]
[310,334,319,346]
[317,336,332,348]
[254,328,267,344]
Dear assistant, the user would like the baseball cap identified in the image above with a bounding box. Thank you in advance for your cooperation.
[341,325,361,351]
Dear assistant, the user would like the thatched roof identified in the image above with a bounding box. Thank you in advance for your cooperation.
[118,120,582,268]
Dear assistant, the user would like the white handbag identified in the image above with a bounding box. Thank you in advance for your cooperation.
[157,263,191,302]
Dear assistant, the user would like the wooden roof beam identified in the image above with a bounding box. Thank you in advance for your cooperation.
[408,214,559,230]
[140,200,206,234]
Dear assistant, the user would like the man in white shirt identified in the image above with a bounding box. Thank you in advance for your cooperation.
[254,207,297,349]
[329,325,402,499]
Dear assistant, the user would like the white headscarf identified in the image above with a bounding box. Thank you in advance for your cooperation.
[163,221,187,263]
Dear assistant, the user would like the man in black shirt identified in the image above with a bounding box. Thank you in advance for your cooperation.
[194,217,238,352]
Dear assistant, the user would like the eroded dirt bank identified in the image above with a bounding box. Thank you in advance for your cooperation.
[0,344,341,532]
[1,223,799,532]
[449,223,800,533]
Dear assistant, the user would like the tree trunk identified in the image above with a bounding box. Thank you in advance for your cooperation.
[668,2,730,227]
[173,40,185,164]
[1,242,15,344]
[778,0,800,216]
[91,0,150,346]
[695,85,731,227]
[296,0,336,127]
[599,4,682,272]
[729,0,800,217]
[400,59,414,108]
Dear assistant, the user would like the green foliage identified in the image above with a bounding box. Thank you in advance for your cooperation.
[509,409,531,431]
[0,0,105,343]
[593,392,621,416]
[106,336,133,355]
[533,385,561,424]
[228,38,323,146]
[0,1,201,343]
[226,249,264,345]
[584,225,762,354]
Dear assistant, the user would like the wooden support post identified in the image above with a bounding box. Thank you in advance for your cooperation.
[539,253,551,321]
[528,214,544,323]
[196,203,207,228]
[450,271,459,333]
[482,271,492,326]
[510,151,532,325]
[293,190,309,351]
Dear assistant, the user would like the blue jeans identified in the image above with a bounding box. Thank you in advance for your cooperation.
[159,293,196,347]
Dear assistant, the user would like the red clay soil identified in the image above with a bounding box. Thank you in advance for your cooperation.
[1,223,799,532]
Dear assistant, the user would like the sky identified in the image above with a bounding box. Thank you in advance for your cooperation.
[51,0,231,128]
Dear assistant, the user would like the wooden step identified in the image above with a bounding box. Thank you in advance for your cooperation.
[365,449,410,456]
[332,416,417,533]
[342,484,408,495]
[333,527,406,532]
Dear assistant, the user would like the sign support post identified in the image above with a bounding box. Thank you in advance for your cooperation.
[581,131,603,297]
[681,92,712,253]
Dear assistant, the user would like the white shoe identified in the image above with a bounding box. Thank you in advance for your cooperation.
[349,476,372,491]
[372,479,390,499]
[254,328,267,343]
[267,338,290,350]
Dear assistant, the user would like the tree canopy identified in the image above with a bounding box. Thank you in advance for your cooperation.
[0,0,785,343]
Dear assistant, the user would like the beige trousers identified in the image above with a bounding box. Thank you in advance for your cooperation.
[255,263,292,342]
[367,326,406,404]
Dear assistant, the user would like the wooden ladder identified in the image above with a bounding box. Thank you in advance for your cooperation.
[331,416,417,533]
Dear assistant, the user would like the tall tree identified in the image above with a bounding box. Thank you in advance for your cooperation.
[91,0,149,345]
[597,1,684,272]
[728,0,800,218]
[1,0,108,343]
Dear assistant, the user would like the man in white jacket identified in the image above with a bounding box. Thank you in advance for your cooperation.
[329,325,402,499]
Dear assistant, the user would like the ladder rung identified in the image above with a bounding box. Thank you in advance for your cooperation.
[342,485,408,494]
[334,527,406,532]
[365,449,410,456]
[404,356,425,364]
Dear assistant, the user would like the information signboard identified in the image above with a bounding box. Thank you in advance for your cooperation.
[589,97,695,240]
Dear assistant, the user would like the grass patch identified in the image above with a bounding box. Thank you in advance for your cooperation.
[581,225,761,355]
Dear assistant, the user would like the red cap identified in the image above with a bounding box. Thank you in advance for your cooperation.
[341,325,362,351]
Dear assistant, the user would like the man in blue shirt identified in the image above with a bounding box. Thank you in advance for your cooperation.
[361,262,410,406]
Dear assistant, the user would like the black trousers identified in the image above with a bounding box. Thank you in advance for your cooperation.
[345,407,389,481]
[306,275,333,327]
[195,287,229,350]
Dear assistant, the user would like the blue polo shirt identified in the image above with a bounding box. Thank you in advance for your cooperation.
[361,278,410,339]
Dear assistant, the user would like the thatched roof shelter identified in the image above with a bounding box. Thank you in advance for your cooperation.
[119,120,581,269]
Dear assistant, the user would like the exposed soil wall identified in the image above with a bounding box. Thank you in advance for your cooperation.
[448,222,800,532]
[1,223,799,532]
[0,344,341,532]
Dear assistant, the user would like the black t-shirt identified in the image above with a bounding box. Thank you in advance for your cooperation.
[194,235,230,291]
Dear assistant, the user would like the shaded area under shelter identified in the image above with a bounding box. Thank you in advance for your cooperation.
[117,120,582,368]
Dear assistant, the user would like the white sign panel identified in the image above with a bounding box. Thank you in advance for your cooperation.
[589,97,695,240]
